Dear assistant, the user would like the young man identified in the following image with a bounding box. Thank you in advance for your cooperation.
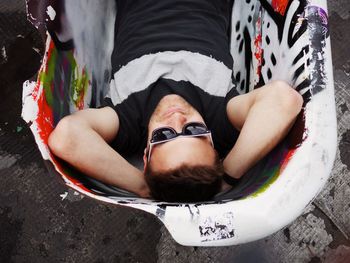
[48,0,303,202]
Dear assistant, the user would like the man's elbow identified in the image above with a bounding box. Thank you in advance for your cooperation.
[48,116,79,159]
[271,80,304,116]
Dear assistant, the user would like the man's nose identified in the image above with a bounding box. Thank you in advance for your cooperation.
[169,113,187,132]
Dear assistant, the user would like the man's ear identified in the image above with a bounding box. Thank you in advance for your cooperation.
[143,148,148,171]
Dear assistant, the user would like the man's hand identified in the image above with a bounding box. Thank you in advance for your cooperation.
[48,107,150,197]
[224,80,303,179]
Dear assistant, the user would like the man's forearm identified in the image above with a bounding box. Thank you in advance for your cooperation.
[223,95,301,179]
[49,121,149,197]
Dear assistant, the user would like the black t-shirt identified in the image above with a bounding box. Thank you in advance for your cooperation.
[105,78,239,159]
[104,0,239,159]
[113,0,233,71]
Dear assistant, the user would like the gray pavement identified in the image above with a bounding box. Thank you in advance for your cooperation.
[0,0,349,262]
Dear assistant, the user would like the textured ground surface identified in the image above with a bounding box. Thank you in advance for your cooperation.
[0,0,349,262]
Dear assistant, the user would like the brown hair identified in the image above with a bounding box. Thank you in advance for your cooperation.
[145,155,224,202]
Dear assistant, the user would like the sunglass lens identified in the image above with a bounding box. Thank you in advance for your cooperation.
[152,128,176,142]
[184,123,208,135]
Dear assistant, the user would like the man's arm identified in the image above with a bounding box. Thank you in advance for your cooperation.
[48,107,150,197]
[223,80,303,180]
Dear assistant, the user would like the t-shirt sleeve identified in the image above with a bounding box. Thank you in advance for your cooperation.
[203,89,240,159]
[99,97,143,156]
[225,85,240,103]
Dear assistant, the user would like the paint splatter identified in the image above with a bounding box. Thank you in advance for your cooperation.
[46,6,56,21]
[60,192,68,200]
[199,212,235,242]
[1,46,7,63]
[308,6,329,95]
[272,0,290,16]
[254,16,263,81]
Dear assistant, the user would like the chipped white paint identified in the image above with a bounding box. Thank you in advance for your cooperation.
[60,189,85,202]
[60,191,68,201]
[22,80,51,160]
[46,5,56,21]
[1,46,7,62]
[32,47,40,54]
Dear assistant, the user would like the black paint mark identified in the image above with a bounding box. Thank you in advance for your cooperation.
[309,256,321,263]
[308,6,329,96]
[293,63,305,81]
[239,39,244,53]
[267,68,272,79]
[243,27,252,93]
[295,78,311,92]
[235,21,240,32]
[199,222,234,242]
[301,89,312,104]
[340,103,348,114]
[283,228,291,243]
[236,71,241,82]
[287,2,308,48]
[271,53,276,66]
[329,187,335,199]
[186,205,200,220]
[339,129,350,171]
[292,45,310,65]
[240,80,245,91]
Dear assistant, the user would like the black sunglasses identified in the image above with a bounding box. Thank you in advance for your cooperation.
[147,122,214,161]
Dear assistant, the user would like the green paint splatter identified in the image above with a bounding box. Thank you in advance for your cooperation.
[38,46,90,110]
[246,167,281,199]
[39,47,58,107]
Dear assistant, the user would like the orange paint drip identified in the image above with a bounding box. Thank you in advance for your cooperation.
[272,0,289,16]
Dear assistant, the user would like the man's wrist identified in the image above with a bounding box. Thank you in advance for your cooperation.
[222,174,241,187]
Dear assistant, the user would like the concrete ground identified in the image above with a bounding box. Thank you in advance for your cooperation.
[0,0,349,262]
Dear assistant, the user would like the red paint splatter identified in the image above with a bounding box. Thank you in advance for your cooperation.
[32,42,56,145]
[280,149,296,173]
[254,17,263,79]
[272,0,289,16]
[254,34,263,76]
[36,87,54,145]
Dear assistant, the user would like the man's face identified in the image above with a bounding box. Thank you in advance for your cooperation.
[144,95,216,172]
